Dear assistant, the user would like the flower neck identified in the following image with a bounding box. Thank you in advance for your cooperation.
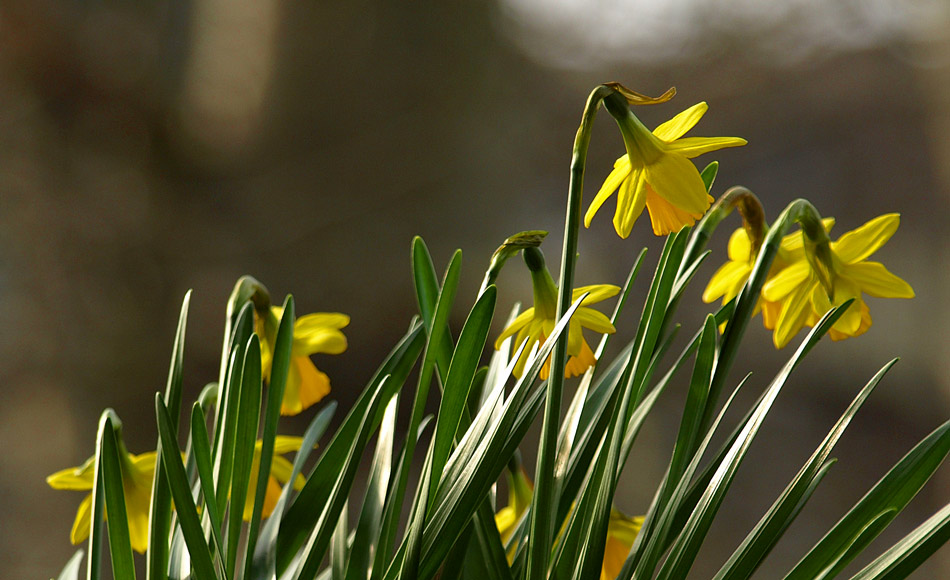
[523,247,558,319]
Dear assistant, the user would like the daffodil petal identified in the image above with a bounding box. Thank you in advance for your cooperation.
[127,483,152,553]
[272,435,305,455]
[47,464,95,491]
[643,154,710,216]
[585,160,630,228]
[574,308,616,335]
[294,327,347,356]
[773,282,814,349]
[70,494,93,545]
[566,320,583,357]
[653,102,708,141]
[762,260,812,302]
[295,312,349,331]
[495,308,536,349]
[832,213,900,264]
[131,452,159,472]
[727,227,752,262]
[663,136,748,159]
[572,284,621,305]
[703,261,750,303]
[842,261,915,298]
[613,168,648,238]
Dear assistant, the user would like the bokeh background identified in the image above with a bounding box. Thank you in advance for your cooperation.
[2,0,950,577]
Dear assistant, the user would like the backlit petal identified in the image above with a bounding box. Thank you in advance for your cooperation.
[574,308,616,335]
[613,169,648,238]
[653,102,708,141]
[643,154,710,216]
[842,261,915,298]
[663,136,747,159]
[47,462,96,491]
[495,308,536,350]
[293,327,347,356]
[773,282,814,349]
[727,228,752,262]
[572,284,621,306]
[832,213,899,264]
[702,261,750,303]
[762,261,812,302]
[585,160,631,228]
[70,494,93,545]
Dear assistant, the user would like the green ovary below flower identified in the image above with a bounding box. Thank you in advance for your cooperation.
[761,213,914,349]
[48,436,307,552]
[257,306,349,416]
[585,102,747,238]
[703,217,835,331]
[494,263,617,379]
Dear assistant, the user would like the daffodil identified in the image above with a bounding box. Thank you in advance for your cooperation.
[494,250,617,379]
[762,213,914,348]
[585,102,747,237]
[48,435,307,552]
[703,218,835,330]
[256,306,349,415]
[494,467,643,580]
[245,435,307,520]
[47,448,157,553]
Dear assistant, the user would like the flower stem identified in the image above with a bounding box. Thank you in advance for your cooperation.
[525,83,615,580]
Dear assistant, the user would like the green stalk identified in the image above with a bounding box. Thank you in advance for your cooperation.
[524,84,615,580]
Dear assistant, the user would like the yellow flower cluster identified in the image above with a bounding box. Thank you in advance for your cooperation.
[704,214,914,348]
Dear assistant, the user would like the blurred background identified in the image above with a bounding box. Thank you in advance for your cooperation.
[2,0,949,577]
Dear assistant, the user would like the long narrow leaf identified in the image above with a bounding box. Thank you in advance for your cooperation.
[148,291,191,580]
[155,395,219,580]
[714,359,899,580]
[277,320,425,574]
[245,296,295,579]
[99,416,136,580]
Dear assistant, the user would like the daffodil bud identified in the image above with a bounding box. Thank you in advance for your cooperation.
[227,275,271,322]
[480,230,548,294]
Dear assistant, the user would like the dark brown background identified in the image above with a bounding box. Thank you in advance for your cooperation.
[2,0,949,577]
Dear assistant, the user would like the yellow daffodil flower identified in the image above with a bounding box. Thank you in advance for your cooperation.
[494,467,643,580]
[585,102,747,237]
[48,435,306,552]
[47,448,157,553]
[245,435,307,520]
[494,257,617,379]
[703,218,835,330]
[256,306,349,416]
[761,213,914,348]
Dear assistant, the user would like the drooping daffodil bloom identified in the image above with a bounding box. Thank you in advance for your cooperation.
[245,435,307,520]
[47,447,156,553]
[48,435,308,552]
[494,466,643,580]
[494,249,617,379]
[703,218,835,331]
[256,305,349,415]
[585,102,747,237]
[761,213,914,348]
